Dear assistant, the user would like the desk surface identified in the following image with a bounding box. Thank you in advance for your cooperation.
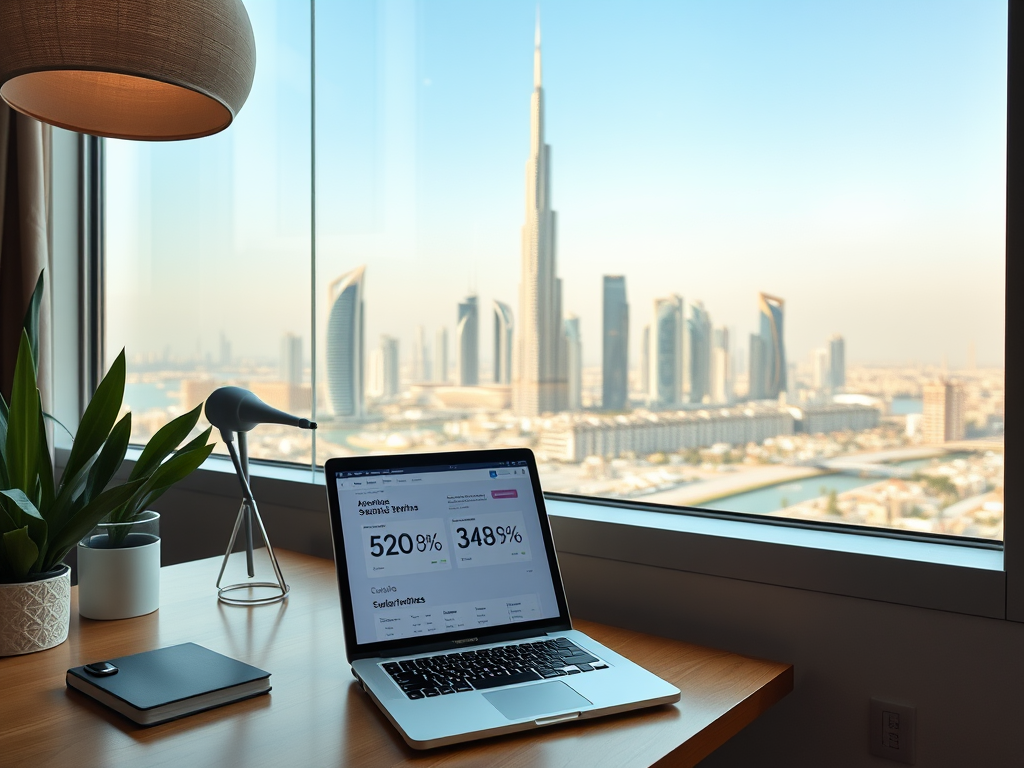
[1,551,792,768]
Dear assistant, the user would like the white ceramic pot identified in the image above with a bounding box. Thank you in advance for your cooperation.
[78,511,161,621]
[0,565,71,656]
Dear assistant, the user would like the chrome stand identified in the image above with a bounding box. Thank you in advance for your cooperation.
[215,431,289,605]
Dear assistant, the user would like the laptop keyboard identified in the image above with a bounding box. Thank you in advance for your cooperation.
[382,638,609,699]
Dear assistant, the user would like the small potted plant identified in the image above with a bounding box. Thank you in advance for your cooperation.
[0,273,214,654]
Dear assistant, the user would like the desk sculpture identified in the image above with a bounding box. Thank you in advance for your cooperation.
[205,387,317,605]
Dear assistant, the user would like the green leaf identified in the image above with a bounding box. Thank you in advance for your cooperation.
[5,332,40,496]
[44,478,147,572]
[3,526,38,581]
[0,489,44,523]
[129,404,203,481]
[0,489,47,573]
[0,392,9,488]
[63,349,125,485]
[36,405,54,512]
[119,442,214,522]
[174,426,213,458]
[47,453,99,534]
[83,412,131,505]
[21,270,44,372]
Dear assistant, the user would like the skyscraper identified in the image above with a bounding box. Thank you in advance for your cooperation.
[649,295,684,407]
[812,347,831,392]
[279,332,302,385]
[493,300,514,385]
[412,325,431,382]
[748,333,765,400]
[923,381,966,443]
[380,335,400,399]
[513,18,567,415]
[434,326,449,384]
[686,300,712,403]
[711,326,730,404]
[326,266,365,418]
[829,334,845,389]
[602,275,629,411]
[640,324,650,397]
[752,292,786,399]
[565,315,582,411]
[457,295,479,386]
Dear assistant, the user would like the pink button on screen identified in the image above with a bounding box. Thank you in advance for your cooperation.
[491,489,518,499]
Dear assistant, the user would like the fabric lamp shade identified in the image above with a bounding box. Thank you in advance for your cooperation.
[0,0,256,141]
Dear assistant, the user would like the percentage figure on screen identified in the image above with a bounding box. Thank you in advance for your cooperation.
[416,533,443,552]
[495,525,522,544]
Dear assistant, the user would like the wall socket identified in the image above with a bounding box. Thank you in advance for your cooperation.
[869,698,916,764]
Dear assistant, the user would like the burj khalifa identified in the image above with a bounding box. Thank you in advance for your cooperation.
[513,16,567,416]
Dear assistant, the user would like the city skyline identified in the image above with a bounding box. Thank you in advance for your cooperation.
[106,1,1007,383]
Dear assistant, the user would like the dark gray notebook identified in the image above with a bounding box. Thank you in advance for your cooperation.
[66,642,271,726]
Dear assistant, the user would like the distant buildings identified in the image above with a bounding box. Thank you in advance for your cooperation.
[750,292,786,400]
[811,347,830,392]
[602,275,629,410]
[711,327,730,404]
[649,295,685,407]
[829,334,846,389]
[412,325,431,382]
[513,19,567,416]
[686,300,711,403]
[493,300,514,385]
[923,381,966,443]
[379,335,400,399]
[435,327,449,384]
[326,266,365,418]
[565,315,582,411]
[279,333,302,385]
[640,325,650,397]
[457,296,479,386]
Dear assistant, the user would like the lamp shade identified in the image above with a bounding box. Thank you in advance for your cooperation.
[0,0,256,141]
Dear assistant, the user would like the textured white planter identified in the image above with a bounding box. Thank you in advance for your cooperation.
[78,512,161,621]
[0,566,71,656]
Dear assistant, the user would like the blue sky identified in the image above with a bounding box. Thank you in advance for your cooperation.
[106,0,1007,371]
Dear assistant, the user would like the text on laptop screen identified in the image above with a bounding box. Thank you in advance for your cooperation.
[335,462,563,646]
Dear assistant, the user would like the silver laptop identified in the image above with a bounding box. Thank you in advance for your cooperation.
[324,448,680,749]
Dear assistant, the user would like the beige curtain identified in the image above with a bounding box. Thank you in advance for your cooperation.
[0,103,52,412]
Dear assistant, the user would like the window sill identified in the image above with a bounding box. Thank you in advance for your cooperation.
[112,451,1007,621]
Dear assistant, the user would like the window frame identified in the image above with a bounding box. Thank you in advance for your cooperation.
[78,1,1020,623]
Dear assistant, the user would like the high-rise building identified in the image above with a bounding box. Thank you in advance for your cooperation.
[513,19,567,415]
[640,324,650,397]
[751,293,786,399]
[279,332,302,385]
[219,332,232,367]
[326,265,365,418]
[602,275,629,411]
[829,334,845,389]
[411,325,431,382]
[434,327,449,384]
[748,333,765,400]
[380,335,400,399]
[812,347,830,392]
[649,295,684,407]
[565,315,582,411]
[711,326,730,404]
[457,296,479,386]
[493,300,514,385]
[686,300,712,403]
[923,381,966,443]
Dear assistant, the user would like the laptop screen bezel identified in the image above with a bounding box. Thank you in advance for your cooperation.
[324,448,573,662]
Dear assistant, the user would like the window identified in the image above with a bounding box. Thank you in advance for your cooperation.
[105,0,1006,543]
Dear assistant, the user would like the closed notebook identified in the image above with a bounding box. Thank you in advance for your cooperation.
[66,642,271,726]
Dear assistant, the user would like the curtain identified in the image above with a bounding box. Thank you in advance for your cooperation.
[0,103,52,413]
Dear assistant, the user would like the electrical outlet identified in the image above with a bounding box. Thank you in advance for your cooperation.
[869,698,916,764]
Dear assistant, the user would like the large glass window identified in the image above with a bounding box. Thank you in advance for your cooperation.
[106,0,1006,541]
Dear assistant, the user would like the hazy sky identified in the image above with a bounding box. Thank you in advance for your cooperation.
[106,0,1007,373]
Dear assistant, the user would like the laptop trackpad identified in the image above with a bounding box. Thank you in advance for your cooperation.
[483,682,592,721]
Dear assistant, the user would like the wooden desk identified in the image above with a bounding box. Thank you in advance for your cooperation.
[1,551,792,767]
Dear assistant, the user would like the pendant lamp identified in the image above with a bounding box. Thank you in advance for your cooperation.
[0,0,256,141]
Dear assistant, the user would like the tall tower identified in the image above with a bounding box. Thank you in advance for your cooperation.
[687,300,711,403]
[565,315,582,411]
[602,275,629,411]
[829,334,846,389]
[279,332,302,385]
[757,292,786,399]
[457,296,479,386]
[923,380,966,443]
[514,15,567,415]
[493,300,514,385]
[434,326,449,384]
[326,266,366,418]
[412,325,431,382]
[649,295,684,407]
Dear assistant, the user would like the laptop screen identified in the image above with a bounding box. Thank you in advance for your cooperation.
[328,451,566,650]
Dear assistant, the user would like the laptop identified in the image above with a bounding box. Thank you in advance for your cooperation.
[324,447,680,749]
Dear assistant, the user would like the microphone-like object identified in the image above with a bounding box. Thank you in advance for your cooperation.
[205,386,317,437]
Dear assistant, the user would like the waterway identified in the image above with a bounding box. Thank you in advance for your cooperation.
[890,397,923,415]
